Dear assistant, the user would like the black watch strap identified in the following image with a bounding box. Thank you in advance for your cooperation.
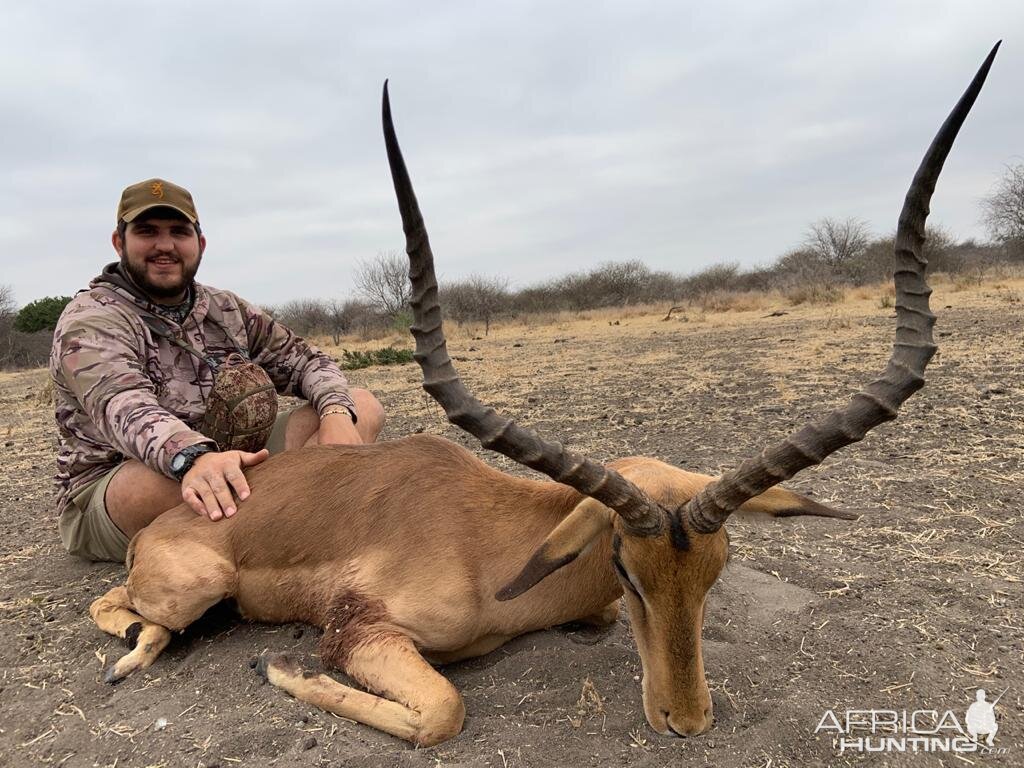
[171,443,217,481]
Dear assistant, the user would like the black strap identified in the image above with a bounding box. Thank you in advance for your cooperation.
[140,315,222,371]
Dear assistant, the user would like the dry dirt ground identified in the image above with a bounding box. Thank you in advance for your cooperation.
[1,280,1021,768]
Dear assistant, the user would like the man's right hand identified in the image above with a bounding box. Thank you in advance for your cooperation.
[181,448,269,521]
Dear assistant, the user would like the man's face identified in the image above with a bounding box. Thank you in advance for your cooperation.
[112,214,206,304]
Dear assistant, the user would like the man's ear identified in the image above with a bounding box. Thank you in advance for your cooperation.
[496,498,614,601]
[198,233,207,256]
[732,485,859,521]
[111,228,123,255]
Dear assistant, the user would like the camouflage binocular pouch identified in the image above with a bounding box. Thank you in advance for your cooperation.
[142,316,278,453]
[200,354,278,453]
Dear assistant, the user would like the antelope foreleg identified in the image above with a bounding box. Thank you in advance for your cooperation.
[258,635,465,747]
[90,585,172,683]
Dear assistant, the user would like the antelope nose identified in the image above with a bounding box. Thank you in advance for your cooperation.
[666,705,713,737]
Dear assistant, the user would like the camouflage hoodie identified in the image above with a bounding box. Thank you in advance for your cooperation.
[50,263,355,513]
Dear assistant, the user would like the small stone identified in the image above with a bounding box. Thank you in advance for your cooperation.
[512,342,523,348]
[248,657,259,669]
[154,717,168,731]
[302,736,317,750]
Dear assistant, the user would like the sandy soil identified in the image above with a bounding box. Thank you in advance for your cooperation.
[1,279,1021,767]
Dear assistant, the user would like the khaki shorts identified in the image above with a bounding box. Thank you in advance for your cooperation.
[59,409,296,563]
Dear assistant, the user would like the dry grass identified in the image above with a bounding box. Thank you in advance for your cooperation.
[1,272,1021,768]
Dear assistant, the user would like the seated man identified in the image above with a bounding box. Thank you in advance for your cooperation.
[50,178,384,563]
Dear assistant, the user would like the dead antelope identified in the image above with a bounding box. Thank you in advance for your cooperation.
[89,47,998,747]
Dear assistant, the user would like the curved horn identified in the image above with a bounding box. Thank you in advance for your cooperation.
[382,81,666,536]
[683,42,1000,534]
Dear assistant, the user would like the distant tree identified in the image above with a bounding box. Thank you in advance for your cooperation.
[442,275,510,335]
[587,260,654,305]
[1,289,62,367]
[0,285,15,319]
[802,217,871,269]
[275,298,329,337]
[14,295,72,332]
[980,163,1024,251]
[324,298,382,344]
[845,226,959,284]
[681,262,741,299]
[356,251,411,319]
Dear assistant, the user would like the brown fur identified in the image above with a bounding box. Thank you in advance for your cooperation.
[90,433,848,744]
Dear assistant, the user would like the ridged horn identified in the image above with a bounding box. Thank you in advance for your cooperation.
[682,42,1000,534]
[382,81,666,536]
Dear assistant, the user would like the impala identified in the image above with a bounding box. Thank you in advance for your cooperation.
[89,45,998,746]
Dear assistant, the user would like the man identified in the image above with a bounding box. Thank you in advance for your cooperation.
[50,178,385,563]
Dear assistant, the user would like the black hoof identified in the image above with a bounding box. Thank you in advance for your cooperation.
[254,653,271,681]
[103,664,124,685]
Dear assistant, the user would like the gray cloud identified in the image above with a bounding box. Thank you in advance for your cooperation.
[1,0,1020,306]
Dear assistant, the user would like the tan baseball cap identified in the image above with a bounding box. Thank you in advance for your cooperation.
[117,178,199,224]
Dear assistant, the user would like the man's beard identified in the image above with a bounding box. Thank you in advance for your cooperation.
[120,250,201,300]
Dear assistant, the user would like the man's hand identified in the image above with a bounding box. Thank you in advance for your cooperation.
[181,448,269,521]
[318,410,362,446]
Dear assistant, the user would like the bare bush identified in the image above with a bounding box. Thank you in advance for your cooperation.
[845,227,962,284]
[802,217,871,269]
[0,322,52,369]
[275,298,329,337]
[356,251,411,319]
[511,284,566,315]
[529,260,683,313]
[441,275,510,335]
[784,282,844,306]
[0,285,51,370]
[327,299,386,343]
[0,285,14,318]
[981,162,1024,250]
[679,262,742,300]
[772,248,830,288]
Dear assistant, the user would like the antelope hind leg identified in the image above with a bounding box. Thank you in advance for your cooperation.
[258,635,465,747]
[90,585,172,683]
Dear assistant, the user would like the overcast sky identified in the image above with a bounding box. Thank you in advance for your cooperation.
[1,1,1020,307]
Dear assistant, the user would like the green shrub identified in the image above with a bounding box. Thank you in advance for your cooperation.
[340,346,414,370]
[14,296,73,332]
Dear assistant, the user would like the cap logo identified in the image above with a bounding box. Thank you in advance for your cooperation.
[150,181,165,199]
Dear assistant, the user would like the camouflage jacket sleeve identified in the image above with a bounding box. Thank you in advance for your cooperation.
[54,298,216,477]
[235,297,356,420]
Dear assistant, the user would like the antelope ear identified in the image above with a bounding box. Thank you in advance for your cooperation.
[733,485,859,521]
[496,499,614,601]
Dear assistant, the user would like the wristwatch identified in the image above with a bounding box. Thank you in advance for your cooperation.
[170,443,217,481]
